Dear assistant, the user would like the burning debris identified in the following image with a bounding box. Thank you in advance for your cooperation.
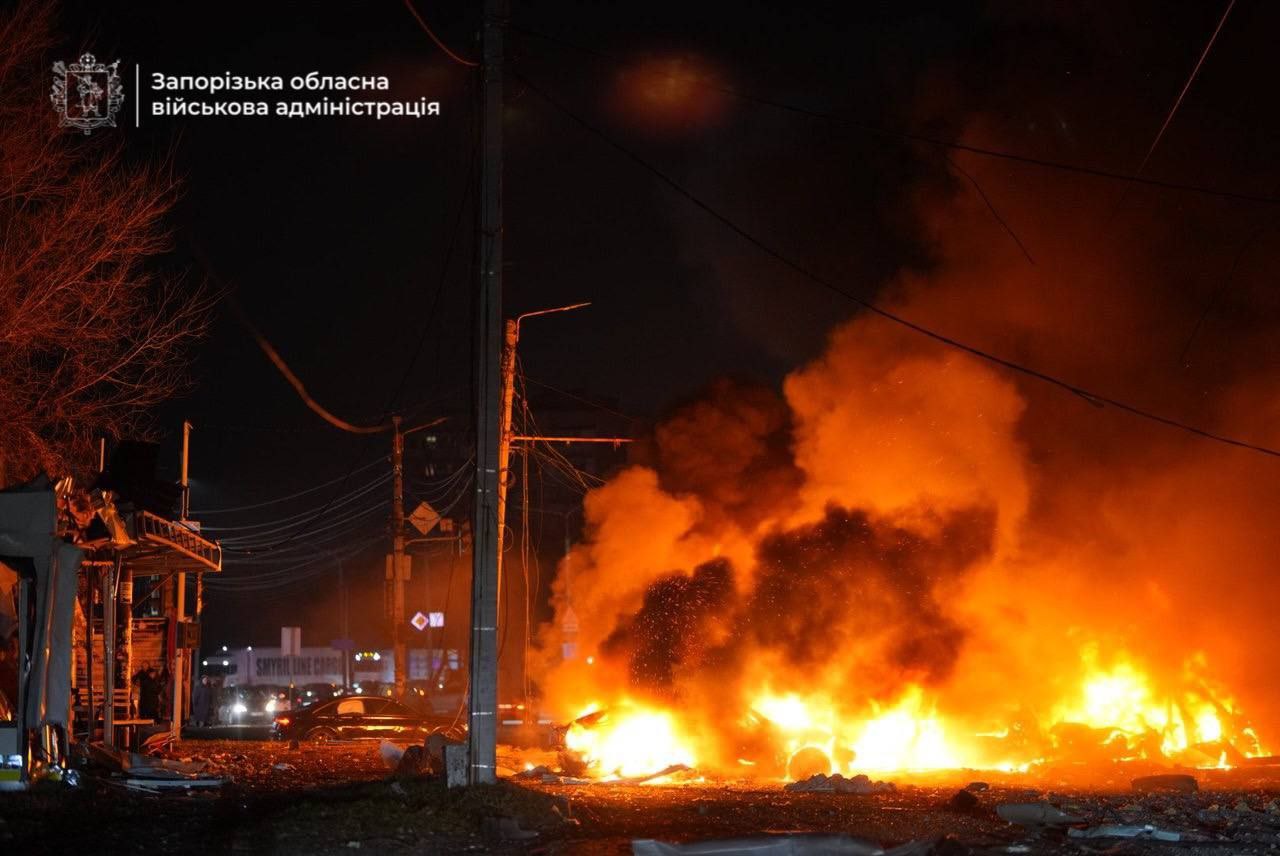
[531,304,1275,783]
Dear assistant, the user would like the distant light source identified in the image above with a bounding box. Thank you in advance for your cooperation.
[222,659,229,667]
[221,645,228,652]
[201,660,208,667]
[247,646,253,652]
[613,55,728,136]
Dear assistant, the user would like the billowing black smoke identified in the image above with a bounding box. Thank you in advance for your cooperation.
[599,502,997,709]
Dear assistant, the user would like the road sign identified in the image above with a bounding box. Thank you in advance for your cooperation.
[409,501,440,535]
[410,611,429,632]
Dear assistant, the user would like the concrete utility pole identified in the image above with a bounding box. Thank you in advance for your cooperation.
[468,0,505,786]
[391,415,408,698]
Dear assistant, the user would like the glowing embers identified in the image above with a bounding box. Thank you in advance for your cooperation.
[563,703,696,780]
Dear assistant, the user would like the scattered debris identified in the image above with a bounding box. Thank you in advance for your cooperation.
[964,781,989,792]
[632,834,889,855]
[945,789,980,812]
[1131,773,1198,793]
[513,764,554,780]
[1067,824,1181,842]
[512,764,591,785]
[81,742,225,791]
[995,802,1082,832]
[484,815,539,841]
[140,732,175,756]
[272,762,296,772]
[785,773,895,795]
[378,740,405,771]
[395,745,428,777]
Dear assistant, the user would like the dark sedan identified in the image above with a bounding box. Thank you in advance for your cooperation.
[271,694,453,742]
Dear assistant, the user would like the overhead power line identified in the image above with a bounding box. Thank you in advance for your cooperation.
[513,69,1280,460]
[509,22,1280,207]
[231,298,389,435]
[1137,0,1237,176]
[403,0,479,67]
[191,455,388,515]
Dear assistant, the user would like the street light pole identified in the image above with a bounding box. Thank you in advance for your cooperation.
[494,303,592,615]
[173,420,193,741]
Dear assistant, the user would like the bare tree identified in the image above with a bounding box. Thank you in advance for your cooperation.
[0,2,215,486]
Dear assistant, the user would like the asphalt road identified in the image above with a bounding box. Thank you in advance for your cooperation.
[3,740,1280,854]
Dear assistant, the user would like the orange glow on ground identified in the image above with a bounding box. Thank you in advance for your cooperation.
[558,650,1268,781]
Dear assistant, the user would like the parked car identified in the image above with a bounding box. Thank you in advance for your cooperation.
[271,694,454,742]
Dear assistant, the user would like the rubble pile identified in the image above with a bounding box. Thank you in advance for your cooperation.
[785,773,897,795]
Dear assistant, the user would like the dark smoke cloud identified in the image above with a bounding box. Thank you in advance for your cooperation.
[748,504,996,694]
[598,503,996,710]
[637,379,803,533]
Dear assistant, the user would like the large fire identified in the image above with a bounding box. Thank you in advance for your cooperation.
[532,167,1280,783]
[558,652,1268,781]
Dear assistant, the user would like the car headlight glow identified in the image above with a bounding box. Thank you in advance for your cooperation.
[232,702,247,715]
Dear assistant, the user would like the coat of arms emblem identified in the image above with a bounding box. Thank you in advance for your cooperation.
[51,54,124,134]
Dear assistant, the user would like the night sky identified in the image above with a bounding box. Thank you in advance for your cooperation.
[49,1,1280,654]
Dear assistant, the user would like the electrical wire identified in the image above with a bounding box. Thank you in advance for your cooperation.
[513,68,1280,460]
[190,455,388,515]
[1136,0,1237,177]
[202,473,390,534]
[403,0,479,67]
[219,502,390,554]
[209,531,385,591]
[520,375,639,424]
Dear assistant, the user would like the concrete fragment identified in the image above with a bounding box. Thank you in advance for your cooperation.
[1068,824,1180,842]
[785,773,894,795]
[443,742,469,788]
[996,802,1082,831]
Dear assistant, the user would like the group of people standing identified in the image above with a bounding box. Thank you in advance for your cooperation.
[130,665,220,728]
[130,662,170,721]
